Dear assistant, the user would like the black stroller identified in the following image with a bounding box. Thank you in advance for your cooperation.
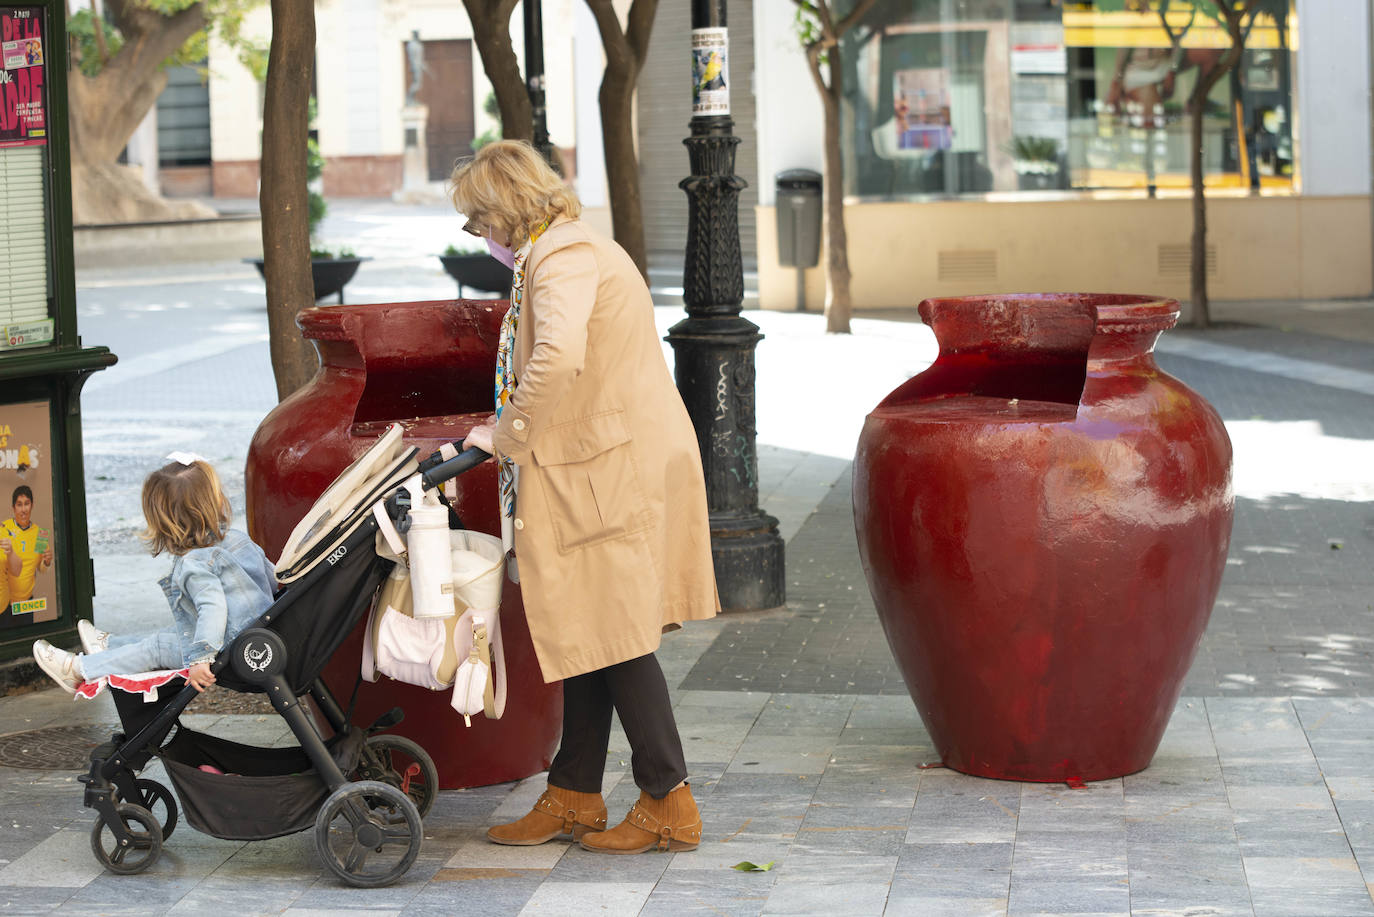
[79,426,489,888]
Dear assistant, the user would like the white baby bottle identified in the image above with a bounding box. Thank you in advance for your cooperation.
[402,475,456,619]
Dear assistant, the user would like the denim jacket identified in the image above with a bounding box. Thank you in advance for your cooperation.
[158,529,278,667]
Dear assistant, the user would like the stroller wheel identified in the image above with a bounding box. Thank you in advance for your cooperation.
[90,803,162,875]
[353,734,439,818]
[117,778,178,841]
[314,780,421,888]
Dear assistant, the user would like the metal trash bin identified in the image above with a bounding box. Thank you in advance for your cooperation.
[775,169,822,310]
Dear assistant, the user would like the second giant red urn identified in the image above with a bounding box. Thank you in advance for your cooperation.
[853,294,1233,782]
[246,299,561,789]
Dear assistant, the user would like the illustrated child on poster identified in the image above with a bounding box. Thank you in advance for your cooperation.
[2,485,51,608]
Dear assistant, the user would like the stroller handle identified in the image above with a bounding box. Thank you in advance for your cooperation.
[420,445,492,490]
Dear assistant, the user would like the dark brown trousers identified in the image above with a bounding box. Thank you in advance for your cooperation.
[547,652,688,799]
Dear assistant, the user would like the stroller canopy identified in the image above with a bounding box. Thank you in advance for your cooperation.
[276,423,418,584]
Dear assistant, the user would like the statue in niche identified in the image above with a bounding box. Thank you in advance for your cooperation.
[405,31,427,106]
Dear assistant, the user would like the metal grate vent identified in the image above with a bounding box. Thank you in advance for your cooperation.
[0,724,113,770]
[1158,243,1217,277]
[937,249,998,282]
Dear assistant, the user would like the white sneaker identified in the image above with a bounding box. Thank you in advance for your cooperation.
[32,640,83,695]
[77,619,110,654]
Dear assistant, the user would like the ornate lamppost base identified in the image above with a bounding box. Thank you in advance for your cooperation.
[669,313,786,612]
[709,513,786,612]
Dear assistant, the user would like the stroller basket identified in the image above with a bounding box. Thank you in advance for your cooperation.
[160,727,367,841]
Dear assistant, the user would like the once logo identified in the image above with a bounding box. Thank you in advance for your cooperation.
[244,643,273,673]
[327,545,348,565]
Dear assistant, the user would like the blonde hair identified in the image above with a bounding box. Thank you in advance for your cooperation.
[141,461,232,556]
[449,140,581,249]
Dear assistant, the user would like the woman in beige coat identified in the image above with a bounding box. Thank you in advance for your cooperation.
[451,141,720,854]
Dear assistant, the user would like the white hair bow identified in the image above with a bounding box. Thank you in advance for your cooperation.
[166,451,208,466]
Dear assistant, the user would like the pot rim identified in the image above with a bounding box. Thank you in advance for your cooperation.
[918,293,1180,333]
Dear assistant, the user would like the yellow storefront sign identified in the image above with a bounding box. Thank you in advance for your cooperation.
[10,598,45,615]
[1062,3,1297,51]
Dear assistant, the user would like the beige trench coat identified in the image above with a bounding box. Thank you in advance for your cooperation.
[491,217,720,682]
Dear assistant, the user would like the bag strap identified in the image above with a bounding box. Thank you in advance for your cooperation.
[435,442,466,530]
[485,611,507,719]
[373,501,406,558]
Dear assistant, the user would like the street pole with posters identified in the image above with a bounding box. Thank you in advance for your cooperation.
[0,0,115,682]
[666,0,785,612]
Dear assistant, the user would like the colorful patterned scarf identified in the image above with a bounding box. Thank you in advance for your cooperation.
[494,220,549,559]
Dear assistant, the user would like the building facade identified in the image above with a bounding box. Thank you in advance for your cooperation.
[751,0,1373,309]
[134,0,1368,307]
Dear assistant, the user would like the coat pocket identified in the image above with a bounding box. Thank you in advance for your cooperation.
[533,411,650,553]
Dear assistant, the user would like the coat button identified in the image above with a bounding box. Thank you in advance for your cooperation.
[514,518,525,530]
[512,418,526,431]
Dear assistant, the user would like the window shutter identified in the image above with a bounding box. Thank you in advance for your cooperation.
[0,145,52,326]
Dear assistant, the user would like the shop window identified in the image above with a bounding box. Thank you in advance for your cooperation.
[840,0,1298,199]
[157,63,211,167]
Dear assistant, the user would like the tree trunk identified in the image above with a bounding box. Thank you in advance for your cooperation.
[821,50,852,334]
[67,0,215,224]
[260,0,318,402]
[584,0,656,279]
[462,0,532,141]
[1189,96,1210,329]
[600,76,647,277]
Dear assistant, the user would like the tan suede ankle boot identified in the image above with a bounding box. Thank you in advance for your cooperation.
[487,784,607,846]
[578,784,701,854]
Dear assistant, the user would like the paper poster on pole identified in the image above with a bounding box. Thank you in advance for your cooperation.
[691,27,729,116]
[0,401,56,627]
[0,6,47,148]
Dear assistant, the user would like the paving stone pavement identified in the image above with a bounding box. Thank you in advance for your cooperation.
[3,216,1373,913]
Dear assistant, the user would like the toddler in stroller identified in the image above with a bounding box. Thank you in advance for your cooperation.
[51,429,492,887]
[33,456,276,696]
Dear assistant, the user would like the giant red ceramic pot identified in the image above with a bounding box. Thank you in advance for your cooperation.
[854,294,1233,782]
[246,299,561,789]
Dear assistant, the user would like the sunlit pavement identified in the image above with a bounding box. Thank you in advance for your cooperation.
[0,201,1369,914]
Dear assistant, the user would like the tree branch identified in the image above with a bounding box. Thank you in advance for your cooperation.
[804,41,829,97]
[624,0,658,67]
[834,0,880,36]
[584,0,634,76]
[91,0,109,66]
[463,0,532,141]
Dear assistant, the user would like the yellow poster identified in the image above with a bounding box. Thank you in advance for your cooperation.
[0,401,56,626]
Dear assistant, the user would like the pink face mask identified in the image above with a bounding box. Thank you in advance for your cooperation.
[486,233,515,270]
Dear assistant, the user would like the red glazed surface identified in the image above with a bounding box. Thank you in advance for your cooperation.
[246,299,561,789]
[853,294,1234,782]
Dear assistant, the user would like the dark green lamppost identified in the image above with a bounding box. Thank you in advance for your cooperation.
[523,0,553,166]
[667,0,785,612]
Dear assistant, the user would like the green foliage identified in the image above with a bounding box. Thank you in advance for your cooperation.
[472,91,502,151]
[310,246,356,260]
[66,0,268,81]
[306,137,324,185]
[471,127,501,152]
[307,170,327,240]
[307,96,327,242]
[793,6,828,67]
[1008,136,1060,163]
[444,239,485,256]
[67,9,124,78]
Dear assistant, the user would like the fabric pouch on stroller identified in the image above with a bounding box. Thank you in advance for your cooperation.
[363,520,507,723]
